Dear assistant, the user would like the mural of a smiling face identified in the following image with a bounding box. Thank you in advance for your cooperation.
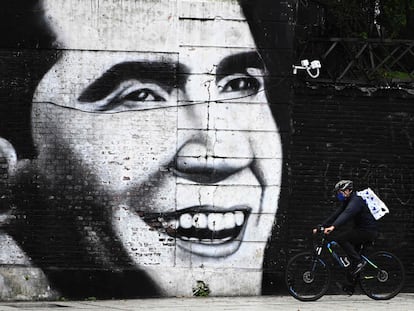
[7,0,283,296]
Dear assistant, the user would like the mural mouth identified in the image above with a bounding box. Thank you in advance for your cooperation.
[139,205,251,244]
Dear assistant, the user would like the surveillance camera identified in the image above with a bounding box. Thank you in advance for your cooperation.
[292,59,321,78]
[310,60,321,69]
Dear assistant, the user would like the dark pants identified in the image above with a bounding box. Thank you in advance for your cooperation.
[329,229,378,265]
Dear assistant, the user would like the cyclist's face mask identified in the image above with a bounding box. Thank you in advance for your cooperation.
[336,191,346,201]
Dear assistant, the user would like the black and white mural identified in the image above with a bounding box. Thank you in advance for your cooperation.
[0,0,413,300]
[0,0,291,299]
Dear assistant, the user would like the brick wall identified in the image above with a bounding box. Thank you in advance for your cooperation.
[263,87,414,293]
[0,0,413,300]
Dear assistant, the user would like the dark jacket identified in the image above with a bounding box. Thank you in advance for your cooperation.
[323,192,378,232]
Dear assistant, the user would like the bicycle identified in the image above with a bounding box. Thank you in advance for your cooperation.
[285,227,405,301]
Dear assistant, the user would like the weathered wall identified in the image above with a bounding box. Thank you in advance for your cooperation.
[0,0,413,301]
[0,0,293,299]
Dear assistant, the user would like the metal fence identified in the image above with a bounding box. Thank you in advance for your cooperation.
[296,38,414,87]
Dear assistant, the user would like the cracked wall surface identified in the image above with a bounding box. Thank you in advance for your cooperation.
[1,0,414,300]
[0,0,292,300]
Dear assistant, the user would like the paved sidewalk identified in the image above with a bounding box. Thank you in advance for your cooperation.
[0,294,413,311]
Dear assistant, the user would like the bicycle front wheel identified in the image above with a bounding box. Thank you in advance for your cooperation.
[359,251,405,300]
[285,252,331,301]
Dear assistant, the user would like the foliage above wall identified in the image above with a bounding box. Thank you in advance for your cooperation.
[308,0,414,39]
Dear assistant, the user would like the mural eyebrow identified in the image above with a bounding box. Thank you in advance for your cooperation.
[78,61,189,102]
[215,52,264,81]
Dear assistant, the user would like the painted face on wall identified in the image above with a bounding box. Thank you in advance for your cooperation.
[30,0,282,295]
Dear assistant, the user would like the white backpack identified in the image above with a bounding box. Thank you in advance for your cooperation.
[356,188,389,220]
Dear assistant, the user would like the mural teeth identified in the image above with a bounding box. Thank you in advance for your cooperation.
[179,213,193,229]
[234,211,244,226]
[162,210,245,235]
[193,213,208,229]
[223,212,236,229]
[221,236,233,242]
[207,213,225,231]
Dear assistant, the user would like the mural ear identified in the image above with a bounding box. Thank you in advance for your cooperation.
[0,138,18,221]
[0,138,18,175]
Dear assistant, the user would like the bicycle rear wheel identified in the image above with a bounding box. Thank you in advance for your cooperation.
[359,251,405,300]
[285,252,331,301]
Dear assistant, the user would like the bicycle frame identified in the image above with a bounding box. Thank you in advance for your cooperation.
[360,254,378,269]
[312,233,350,269]
[326,241,351,268]
[314,233,381,278]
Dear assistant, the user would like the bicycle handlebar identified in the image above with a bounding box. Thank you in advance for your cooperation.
[313,225,325,234]
[312,226,328,246]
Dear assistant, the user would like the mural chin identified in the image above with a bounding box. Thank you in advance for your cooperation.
[141,205,251,257]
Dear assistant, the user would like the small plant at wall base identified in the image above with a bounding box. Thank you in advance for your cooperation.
[192,281,210,297]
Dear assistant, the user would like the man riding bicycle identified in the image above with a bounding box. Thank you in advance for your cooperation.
[287,182,400,300]
[314,180,379,277]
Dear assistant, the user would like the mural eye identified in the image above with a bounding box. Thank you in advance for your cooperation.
[122,88,166,102]
[92,82,171,112]
[217,72,263,99]
[220,77,259,93]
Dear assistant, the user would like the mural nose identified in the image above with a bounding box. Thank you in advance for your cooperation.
[173,139,252,184]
